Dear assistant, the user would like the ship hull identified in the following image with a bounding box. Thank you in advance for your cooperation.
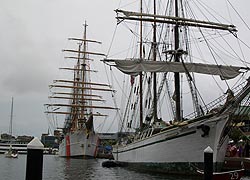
[59,130,99,158]
[113,114,230,174]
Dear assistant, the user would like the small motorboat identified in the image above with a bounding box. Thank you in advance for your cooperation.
[5,147,18,158]
[197,168,244,180]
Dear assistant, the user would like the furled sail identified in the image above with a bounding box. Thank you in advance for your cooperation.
[110,59,247,80]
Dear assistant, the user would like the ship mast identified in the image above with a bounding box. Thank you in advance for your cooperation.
[153,0,158,122]
[9,97,14,137]
[45,23,119,131]
[174,0,181,121]
[104,0,242,125]
[81,22,88,119]
[139,0,143,129]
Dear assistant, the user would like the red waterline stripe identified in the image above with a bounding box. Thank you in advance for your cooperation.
[66,135,71,157]
[94,137,100,157]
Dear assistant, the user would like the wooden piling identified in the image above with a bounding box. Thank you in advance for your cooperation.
[204,146,213,180]
[25,137,44,180]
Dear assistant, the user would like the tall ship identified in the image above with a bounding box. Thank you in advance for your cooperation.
[103,0,250,174]
[45,23,117,158]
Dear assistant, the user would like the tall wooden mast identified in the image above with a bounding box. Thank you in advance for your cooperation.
[45,23,118,131]
[139,0,143,129]
[153,0,158,122]
[174,0,181,121]
[81,22,88,118]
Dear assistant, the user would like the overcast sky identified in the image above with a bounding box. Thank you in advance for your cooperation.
[0,0,120,138]
[0,0,250,138]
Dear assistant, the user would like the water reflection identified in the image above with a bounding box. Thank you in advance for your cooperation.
[43,156,201,180]
[0,155,248,180]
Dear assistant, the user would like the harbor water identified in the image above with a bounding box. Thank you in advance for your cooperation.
[0,154,250,180]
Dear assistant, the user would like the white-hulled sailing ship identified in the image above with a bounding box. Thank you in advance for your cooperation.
[103,0,250,174]
[45,23,117,158]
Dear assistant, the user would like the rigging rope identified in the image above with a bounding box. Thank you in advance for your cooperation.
[199,28,230,91]
[226,0,250,31]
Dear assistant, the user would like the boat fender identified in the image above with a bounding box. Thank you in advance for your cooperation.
[197,124,210,137]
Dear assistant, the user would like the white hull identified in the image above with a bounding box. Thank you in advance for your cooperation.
[5,152,18,158]
[4,144,18,158]
[59,130,99,158]
[113,114,230,172]
[4,150,18,158]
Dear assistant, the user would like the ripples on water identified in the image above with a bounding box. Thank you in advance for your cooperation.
[43,156,197,180]
[0,154,249,180]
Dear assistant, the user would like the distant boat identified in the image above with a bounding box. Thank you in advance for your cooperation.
[103,0,250,175]
[45,22,117,158]
[0,142,28,154]
[5,97,18,158]
[4,145,18,158]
